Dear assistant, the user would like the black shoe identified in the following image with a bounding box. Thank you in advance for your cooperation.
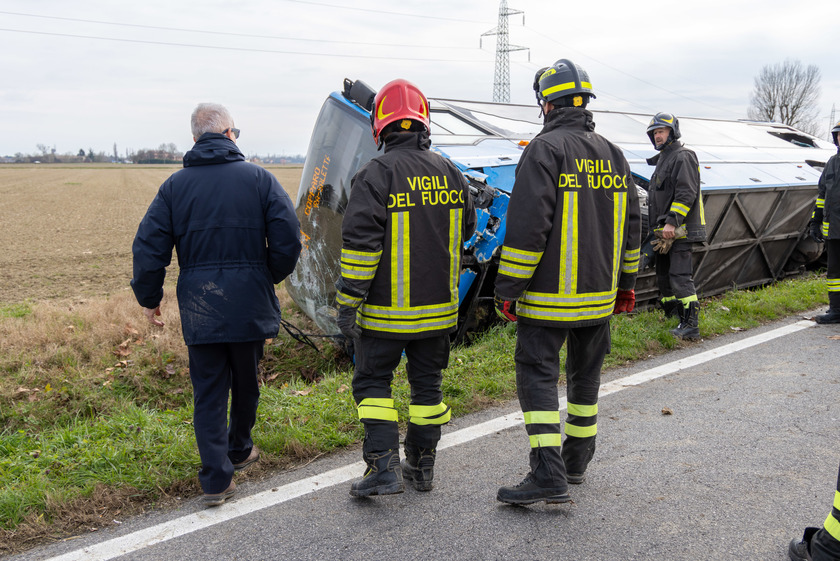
[350,449,404,498]
[816,308,840,324]
[402,444,436,492]
[566,472,585,485]
[497,473,570,505]
[789,538,811,561]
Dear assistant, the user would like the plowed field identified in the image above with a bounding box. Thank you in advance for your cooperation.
[0,164,302,305]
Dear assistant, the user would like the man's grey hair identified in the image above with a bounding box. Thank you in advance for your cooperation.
[191,103,234,138]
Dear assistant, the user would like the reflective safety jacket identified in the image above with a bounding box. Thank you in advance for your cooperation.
[814,150,840,239]
[337,131,477,339]
[646,141,706,242]
[495,107,641,328]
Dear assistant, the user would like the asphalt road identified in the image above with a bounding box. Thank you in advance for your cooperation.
[9,312,840,561]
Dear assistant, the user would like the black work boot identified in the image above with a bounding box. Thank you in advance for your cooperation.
[402,443,436,492]
[816,308,840,324]
[496,473,571,505]
[671,301,700,340]
[659,298,681,318]
[788,527,818,561]
[349,449,404,498]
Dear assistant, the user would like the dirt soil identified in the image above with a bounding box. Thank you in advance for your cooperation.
[0,164,302,305]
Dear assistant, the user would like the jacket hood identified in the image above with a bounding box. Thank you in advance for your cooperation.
[543,107,596,132]
[183,133,246,167]
[383,130,432,153]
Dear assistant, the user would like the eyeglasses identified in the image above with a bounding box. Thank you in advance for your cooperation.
[223,127,241,139]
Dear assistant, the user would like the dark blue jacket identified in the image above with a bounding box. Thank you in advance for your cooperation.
[131,133,302,345]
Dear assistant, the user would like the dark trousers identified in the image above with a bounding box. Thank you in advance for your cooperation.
[827,239,840,309]
[187,340,264,494]
[810,459,840,560]
[352,334,449,453]
[655,240,697,300]
[515,321,610,485]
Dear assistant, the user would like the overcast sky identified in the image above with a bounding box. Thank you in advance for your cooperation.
[2,0,839,159]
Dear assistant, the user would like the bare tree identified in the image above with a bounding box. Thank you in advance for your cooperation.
[748,59,822,136]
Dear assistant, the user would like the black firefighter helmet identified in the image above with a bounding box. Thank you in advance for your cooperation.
[533,59,596,109]
[647,112,681,150]
[832,120,840,147]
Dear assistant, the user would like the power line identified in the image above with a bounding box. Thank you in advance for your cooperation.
[524,26,744,119]
[279,0,492,24]
[0,10,475,50]
[0,27,488,62]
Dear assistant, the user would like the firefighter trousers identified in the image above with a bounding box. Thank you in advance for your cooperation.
[655,240,697,300]
[514,321,610,486]
[352,333,451,454]
[826,239,840,310]
[808,458,840,560]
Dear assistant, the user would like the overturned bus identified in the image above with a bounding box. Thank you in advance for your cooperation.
[286,79,835,344]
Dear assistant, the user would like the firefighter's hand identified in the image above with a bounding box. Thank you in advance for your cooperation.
[336,305,361,340]
[661,223,676,239]
[143,306,165,327]
[613,289,635,314]
[809,219,824,242]
[494,295,517,322]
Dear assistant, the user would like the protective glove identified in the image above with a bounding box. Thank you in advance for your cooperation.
[808,218,824,242]
[613,289,635,314]
[336,305,361,340]
[494,295,517,322]
[652,224,687,254]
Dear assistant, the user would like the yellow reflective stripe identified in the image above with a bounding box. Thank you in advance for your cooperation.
[817,198,825,209]
[523,410,561,425]
[341,248,381,280]
[671,202,690,216]
[679,294,698,306]
[542,81,592,97]
[450,208,462,301]
[825,512,840,542]
[833,490,840,510]
[357,313,457,333]
[518,289,616,322]
[560,191,579,295]
[529,433,563,448]
[499,246,541,279]
[613,192,627,286]
[341,248,382,263]
[565,422,597,438]
[358,398,398,422]
[335,291,363,307]
[827,279,840,293]
[409,402,451,426]
[698,192,706,225]
[498,261,537,278]
[567,403,598,417]
[410,403,448,417]
[501,246,542,263]
[823,222,830,236]
[390,212,410,308]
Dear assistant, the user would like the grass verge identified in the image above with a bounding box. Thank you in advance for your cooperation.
[0,273,830,554]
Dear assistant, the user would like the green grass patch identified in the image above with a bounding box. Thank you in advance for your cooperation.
[0,273,830,538]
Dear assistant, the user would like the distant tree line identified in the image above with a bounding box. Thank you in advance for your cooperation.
[3,144,305,165]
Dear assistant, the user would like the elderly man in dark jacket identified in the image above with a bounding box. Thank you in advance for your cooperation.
[131,102,301,506]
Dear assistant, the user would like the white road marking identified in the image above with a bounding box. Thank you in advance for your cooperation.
[44,320,814,561]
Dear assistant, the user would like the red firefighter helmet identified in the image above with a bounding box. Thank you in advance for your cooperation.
[370,79,430,146]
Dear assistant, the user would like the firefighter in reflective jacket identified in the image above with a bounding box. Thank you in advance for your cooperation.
[335,78,477,497]
[494,59,641,505]
[646,112,706,339]
[808,120,840,324]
